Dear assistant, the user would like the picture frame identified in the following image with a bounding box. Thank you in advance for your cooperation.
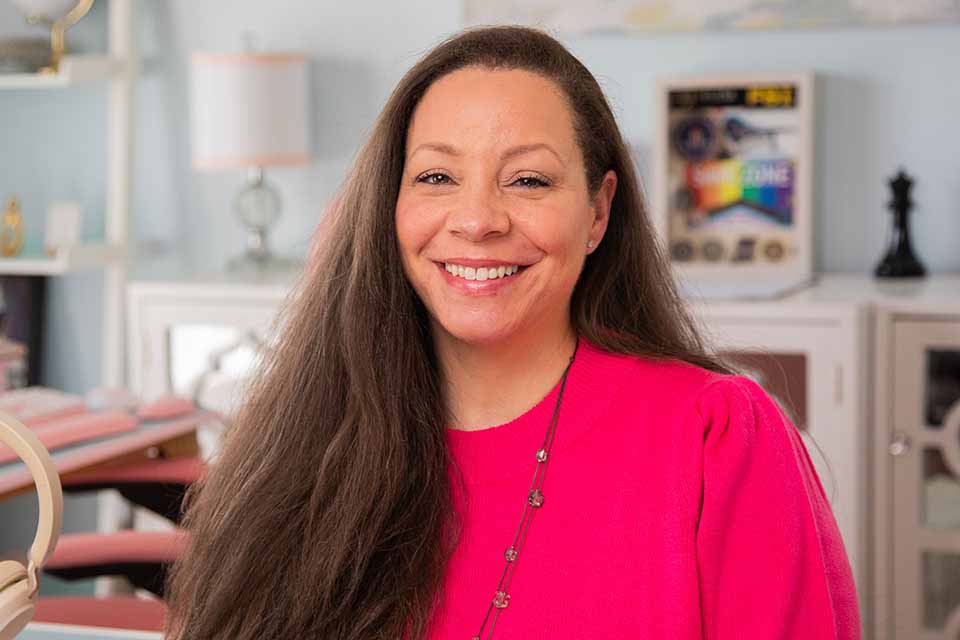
[44,200,82,256]
[652,71,815,299]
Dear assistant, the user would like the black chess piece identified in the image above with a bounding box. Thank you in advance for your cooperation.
[874,169,926,279]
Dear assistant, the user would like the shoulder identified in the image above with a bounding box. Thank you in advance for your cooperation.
[584,340,733,408]
[694,373,793,445]
[591,341,787,437]
[578,336,761,428]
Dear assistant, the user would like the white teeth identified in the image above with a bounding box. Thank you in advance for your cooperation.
[444,262,522,281]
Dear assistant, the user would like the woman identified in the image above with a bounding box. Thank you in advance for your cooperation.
[166,26,860,639]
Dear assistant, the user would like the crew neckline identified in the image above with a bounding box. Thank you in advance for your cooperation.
[443,334,637,483]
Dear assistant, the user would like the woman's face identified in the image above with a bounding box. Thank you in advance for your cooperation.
[395,67,616,348]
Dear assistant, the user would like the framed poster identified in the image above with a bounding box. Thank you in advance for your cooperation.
[652,71,815,300]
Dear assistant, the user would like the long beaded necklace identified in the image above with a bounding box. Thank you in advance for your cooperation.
[470,338,579,640]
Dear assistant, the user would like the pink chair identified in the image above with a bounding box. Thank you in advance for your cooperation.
[58,395,205,524]
[33,596,167,631]
[62,456,203,524]
[42,529,186,598]
[39,398,201,602]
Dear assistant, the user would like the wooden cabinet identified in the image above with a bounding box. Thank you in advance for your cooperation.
[875,302,960,640]
[121,271,294,535]
[691,288,871,632]
[127,273,294,439]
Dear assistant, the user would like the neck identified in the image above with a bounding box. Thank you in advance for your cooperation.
[436,322,578,432]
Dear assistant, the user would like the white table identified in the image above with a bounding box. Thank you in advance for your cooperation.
[20,622,161,639]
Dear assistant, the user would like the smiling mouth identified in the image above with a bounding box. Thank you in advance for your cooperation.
[435,262,530,282]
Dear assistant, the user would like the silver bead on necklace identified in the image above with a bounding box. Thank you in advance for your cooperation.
[470,339,579,640]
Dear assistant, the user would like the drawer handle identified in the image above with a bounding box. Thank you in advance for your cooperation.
[889,432,912,457]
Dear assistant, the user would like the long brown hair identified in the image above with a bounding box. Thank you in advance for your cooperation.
[165,25,736,640]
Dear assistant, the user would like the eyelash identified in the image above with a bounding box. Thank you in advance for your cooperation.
[415,171,551,189]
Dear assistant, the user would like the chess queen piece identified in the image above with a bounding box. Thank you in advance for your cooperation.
[874,169,926,279]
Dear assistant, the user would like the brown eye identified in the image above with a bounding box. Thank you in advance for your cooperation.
[512,175,550,189]
[417,172,453,185]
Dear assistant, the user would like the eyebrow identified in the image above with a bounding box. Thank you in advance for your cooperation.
[409,142,564,164]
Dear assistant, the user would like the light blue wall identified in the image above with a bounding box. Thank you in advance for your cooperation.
[564,25,960,272]
[0,0,958,588]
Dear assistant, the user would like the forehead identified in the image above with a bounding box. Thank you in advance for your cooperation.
[406,67,578,157]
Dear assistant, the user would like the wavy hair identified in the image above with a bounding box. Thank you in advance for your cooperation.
[165,25,738,639]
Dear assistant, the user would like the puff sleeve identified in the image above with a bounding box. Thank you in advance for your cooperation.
[695,376,861,639]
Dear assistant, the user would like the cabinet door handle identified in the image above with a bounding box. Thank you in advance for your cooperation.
[141,334,152,370]
[889,432,912,457]
[833,362,843,405]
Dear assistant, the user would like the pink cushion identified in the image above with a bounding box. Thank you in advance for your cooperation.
[22,405,88,427]
[34,596,166,631]
[64,456,204,487]
[46,530,187,569]
[0,411,139,465]
[137,396,196,421]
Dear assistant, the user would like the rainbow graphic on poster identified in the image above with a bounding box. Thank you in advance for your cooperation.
[685,158,793,225]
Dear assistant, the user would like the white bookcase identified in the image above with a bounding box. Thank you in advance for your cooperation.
[2,0,138,597]
[1,0,136,387]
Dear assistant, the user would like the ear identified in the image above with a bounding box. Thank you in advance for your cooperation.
[587,169,617,253]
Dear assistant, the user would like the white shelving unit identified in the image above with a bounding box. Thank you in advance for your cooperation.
[2,0,137,597]
[0,243,125,276]
[0,53,124,89]
[0,0,135,384]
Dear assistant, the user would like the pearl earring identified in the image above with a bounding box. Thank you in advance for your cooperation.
[586,240,594,249]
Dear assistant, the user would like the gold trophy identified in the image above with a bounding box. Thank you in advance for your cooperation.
[1,196,25,258]
[11,0,95,74]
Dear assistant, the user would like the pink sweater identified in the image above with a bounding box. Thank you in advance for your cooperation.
[428,335,860,638]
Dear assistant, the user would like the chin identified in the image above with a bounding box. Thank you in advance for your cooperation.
[434,315,520,347]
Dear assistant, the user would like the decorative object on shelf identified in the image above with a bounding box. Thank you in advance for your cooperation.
[0,36,50,73]
[0,335,27,389]
[874,168,926,279]
[0,276,45,386]
[189,47,311,274]
[1,196,25,258]
[44,200,82,256]
[10,0,95,74]
[653,72,815,300]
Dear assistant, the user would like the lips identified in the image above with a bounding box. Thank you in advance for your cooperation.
[437,258,528,269]
[434,261,528,295]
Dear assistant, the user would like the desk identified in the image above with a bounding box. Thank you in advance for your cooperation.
[0,412,204,501]
[21,622,162,639]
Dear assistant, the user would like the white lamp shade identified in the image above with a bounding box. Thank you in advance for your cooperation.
[190,52,311,170]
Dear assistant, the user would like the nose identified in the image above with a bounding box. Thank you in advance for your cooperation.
[447,183,510,242]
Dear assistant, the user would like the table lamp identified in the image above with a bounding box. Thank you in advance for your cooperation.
[190,51,310,272]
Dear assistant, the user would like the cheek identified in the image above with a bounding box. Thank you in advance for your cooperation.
[516,203,588,263]
[395,199,432,264]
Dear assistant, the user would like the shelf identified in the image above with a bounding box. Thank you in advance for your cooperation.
[0,55,124,89]
[0,243,124,275]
